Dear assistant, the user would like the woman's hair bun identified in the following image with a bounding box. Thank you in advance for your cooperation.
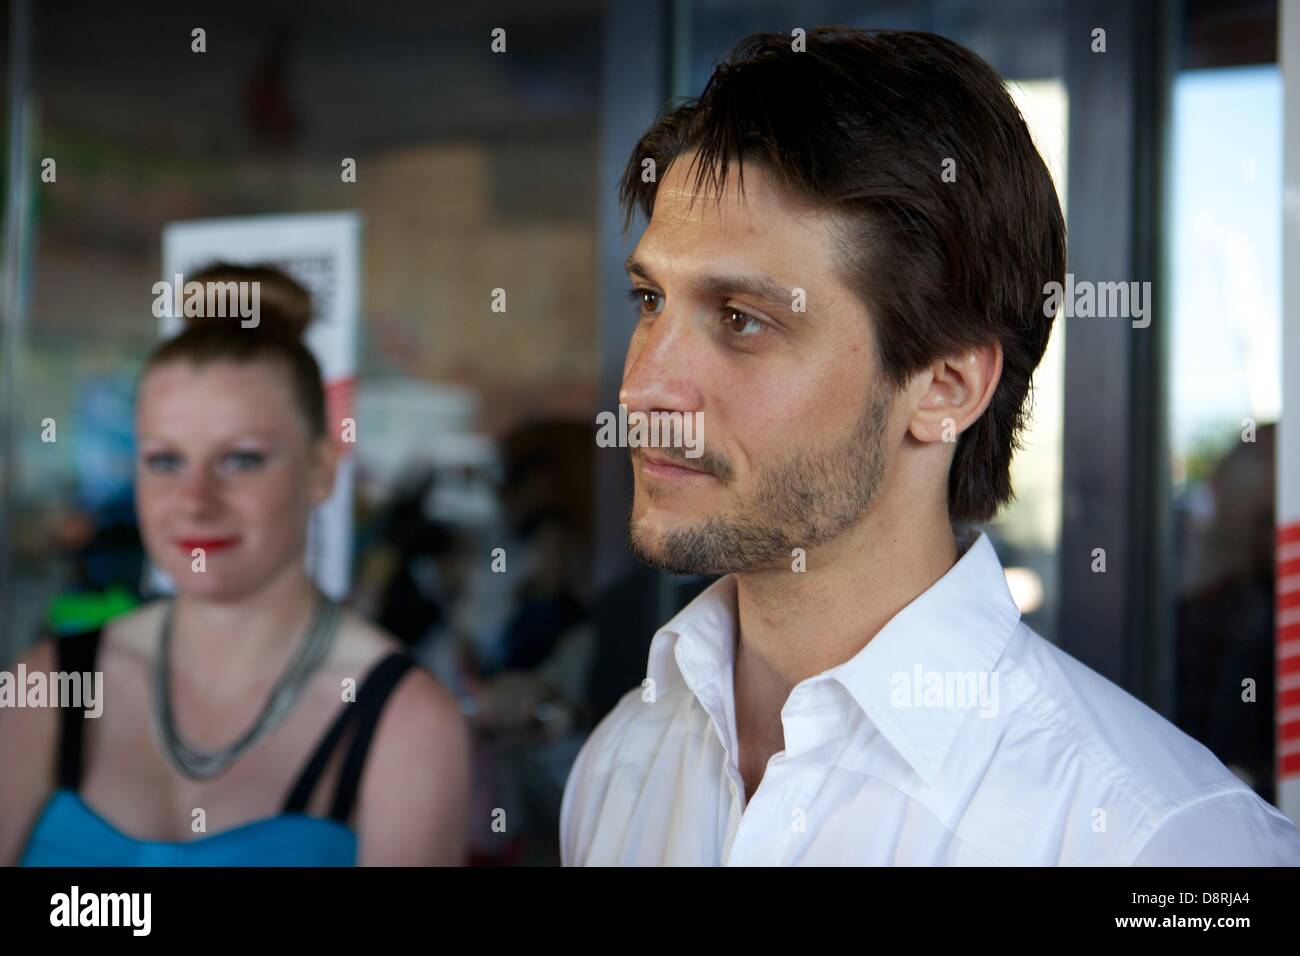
[182,262,313,338]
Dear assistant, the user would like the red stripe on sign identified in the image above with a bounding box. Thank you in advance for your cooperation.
[1272,526,1299,779]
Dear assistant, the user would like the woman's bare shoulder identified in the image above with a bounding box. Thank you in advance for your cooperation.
[331,609,464,756]
[329,609,406,673]
[100,600,168,656]
[340,613,470,865]
[0,637,59,742]
[0,601,164,738]
[325,610,450,710]
[84,600,171,691]
[1,601,165,689]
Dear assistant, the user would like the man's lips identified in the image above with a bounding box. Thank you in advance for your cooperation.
[174,537,240,554]
[637,452,713,480]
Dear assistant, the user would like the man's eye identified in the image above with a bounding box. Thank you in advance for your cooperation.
[722,308,765,337]
[221,451,266,471]
[626,287,663,316]
[143,452,182,474]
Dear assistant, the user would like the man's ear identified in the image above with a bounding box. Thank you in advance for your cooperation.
[906,341,1003,445]
[308,434,341,506]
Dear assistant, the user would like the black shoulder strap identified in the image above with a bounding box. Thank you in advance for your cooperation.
[55,628,103,791]
[282,653,417,823]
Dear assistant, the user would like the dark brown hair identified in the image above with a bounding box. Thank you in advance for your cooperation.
[619,28,1067,524]
[142,263,327,439]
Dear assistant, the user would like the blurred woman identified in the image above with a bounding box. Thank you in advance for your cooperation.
[0,264,470,866]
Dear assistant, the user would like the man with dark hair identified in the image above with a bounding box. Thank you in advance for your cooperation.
[561,29,1300,864]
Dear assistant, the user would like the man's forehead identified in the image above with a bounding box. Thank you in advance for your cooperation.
[650,158,769,229]
[647,154,838,245]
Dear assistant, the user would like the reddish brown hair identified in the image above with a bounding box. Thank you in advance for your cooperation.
[142,263,327,439]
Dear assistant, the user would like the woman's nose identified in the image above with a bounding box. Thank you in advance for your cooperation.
[175,468,222,517]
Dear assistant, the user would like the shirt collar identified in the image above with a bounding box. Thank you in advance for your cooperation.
[646,574,738,703]
[824,529,1022,785]
[644,529,1022,787]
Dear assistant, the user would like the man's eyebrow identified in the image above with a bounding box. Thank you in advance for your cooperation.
[625,257,797,310]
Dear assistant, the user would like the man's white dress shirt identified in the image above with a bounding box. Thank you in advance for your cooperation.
[561,531,1300,865]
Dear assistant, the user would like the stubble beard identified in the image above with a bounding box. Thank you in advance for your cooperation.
[627,389,893,576]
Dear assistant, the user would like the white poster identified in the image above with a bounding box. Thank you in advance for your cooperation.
[148,211,362,601]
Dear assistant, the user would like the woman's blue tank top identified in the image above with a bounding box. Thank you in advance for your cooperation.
[20,627,415,867]
[21,790,357,866]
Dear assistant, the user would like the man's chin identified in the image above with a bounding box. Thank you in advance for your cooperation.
[626,511,788,577]
[628,529,701,576]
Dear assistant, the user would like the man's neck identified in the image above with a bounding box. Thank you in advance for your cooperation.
[731,504,960,799]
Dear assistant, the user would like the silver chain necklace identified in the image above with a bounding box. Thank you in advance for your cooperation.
[153,588,342,780]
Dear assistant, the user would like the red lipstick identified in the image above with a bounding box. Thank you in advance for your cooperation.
[175,537,239,554]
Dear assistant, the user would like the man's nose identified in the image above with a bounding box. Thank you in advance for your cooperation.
[618,310,703,416]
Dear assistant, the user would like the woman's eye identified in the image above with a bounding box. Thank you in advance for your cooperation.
[221,451,266,471]
[626,287,663,316]
[143,452,182,474]
[723,308,765,337]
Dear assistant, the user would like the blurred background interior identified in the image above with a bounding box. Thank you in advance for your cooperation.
[0,0,1291,862]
